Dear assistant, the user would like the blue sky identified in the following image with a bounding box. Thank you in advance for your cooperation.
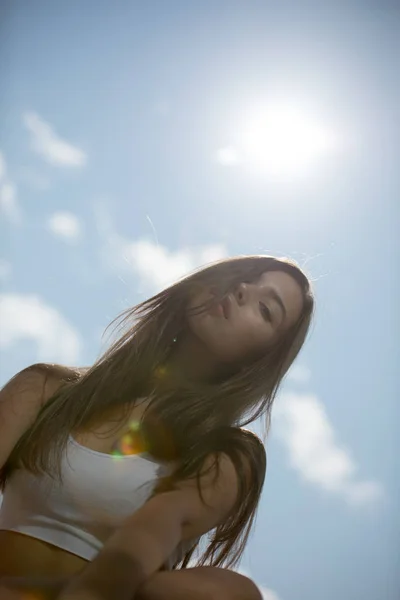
[0,1,399,599]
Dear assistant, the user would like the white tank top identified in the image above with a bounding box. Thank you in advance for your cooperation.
[0,436,193,566]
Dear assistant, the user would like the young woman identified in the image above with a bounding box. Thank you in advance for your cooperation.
[0,255,314,600]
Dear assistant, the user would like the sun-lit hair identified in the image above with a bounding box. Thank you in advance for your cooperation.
[0,255,314,568]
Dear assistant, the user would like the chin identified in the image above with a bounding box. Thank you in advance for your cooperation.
[209,345,243,366]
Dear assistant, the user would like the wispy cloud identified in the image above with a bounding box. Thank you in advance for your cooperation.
[0,182,21,224]
[96,208,228,293]
[120,238,228,292]
[0,150,22,225]
[0,293,81,364]
[47,211,82,243]
[23,111,87,167]
[274,391,384,506]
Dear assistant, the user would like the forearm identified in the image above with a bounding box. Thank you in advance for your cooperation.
[0,567,262,600]
[57,550,146,600]
[58,496,184,600]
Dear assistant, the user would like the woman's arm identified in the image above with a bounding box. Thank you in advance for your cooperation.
[0,568,262,600]
[0,364,69,469]
[58,454,245,600]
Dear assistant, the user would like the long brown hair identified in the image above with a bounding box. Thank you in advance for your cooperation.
[1,255,314,568]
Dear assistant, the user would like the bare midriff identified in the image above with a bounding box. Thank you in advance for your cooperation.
[0,530,88,577]
[0,403,152,579]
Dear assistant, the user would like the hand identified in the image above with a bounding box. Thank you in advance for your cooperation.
[56,550,145,600]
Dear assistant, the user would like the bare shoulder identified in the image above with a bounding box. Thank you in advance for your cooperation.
[189,430,263,497]
[176,428,265,501]
[164,429,266,540]
[0,363,84,468]
[1,363,82,402]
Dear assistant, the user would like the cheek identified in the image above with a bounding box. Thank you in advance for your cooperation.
[192,314,273,363]
[243,326,275,357]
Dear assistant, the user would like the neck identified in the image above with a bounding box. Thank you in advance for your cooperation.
[154,335,237,391]
[162,336,217,387]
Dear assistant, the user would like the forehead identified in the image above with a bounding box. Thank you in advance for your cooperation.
[257,269,305,325]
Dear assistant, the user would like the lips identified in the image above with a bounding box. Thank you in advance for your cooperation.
[221,295,232,319]
[208,293,233,319]
[208,301,224,317]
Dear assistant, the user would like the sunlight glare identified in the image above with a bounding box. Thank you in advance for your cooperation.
[238,103,335,178]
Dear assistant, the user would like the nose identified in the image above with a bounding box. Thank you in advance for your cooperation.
[235,283,250,306]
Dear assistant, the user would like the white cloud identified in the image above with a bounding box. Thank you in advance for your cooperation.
[287,364,311,384]
[216,145,241,166]
[0,181,22,224]
[47,211,82,242]
[0,152,22,225]
[273,392,384,506]
[0,293,81,364]
[121,238,228,293]
[23,111,87,167]
[120,238,228,293]
[0,259,12,281]
[96,208,229,293]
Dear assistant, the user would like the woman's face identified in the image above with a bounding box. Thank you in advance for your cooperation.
[186,270,305,365]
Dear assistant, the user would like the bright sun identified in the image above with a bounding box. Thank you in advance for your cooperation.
[224,102,336,179]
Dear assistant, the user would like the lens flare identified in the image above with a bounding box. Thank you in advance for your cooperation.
[111,420,147,457]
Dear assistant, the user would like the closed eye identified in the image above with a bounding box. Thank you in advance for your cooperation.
[260,302,272,323]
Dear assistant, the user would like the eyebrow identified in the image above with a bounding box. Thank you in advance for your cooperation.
[266,288,287,322]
